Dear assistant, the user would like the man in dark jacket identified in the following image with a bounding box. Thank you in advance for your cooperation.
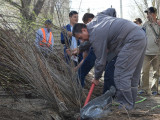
[72,8,147,110]
[61,11,82,65]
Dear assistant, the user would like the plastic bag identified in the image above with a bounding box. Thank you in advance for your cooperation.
[80,86,116,119]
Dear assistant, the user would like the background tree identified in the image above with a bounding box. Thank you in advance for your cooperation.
[127,0,159,23]
[1,0,69,34]
[4,0,45,33]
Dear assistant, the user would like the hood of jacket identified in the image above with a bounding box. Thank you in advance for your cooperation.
[100,8,116,17]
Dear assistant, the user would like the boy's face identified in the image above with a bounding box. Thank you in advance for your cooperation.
[84,18,93,24]
[87,18,93,23]
[70,14,78,25]
[134,21,141,26]
[75,28,89,42]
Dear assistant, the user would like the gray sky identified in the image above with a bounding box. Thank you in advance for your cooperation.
[70,0,151,22]
[70,0,132,22]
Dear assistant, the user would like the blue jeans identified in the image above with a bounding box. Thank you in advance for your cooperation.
[63,46,70,64]
[103,56,117,93]
[78,48,96,87]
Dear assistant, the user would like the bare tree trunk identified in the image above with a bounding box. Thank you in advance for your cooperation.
[133,0,146,19]
[143,0,148,9]
[4,0,45,33]
[152,0,156,7]
[156,0,160,18]
[50,0,55,14]
[20,0,32,20]
[31,0,45,21]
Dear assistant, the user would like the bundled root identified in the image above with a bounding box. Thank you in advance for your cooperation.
[0,16,83,115]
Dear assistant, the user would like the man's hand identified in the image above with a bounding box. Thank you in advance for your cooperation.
[83,51,88,59]
[66,49,71,56]
[72,48,80,55]
[157,20,160,26]
[91,78,99,85]
[74,66,78,72]
[67,31,72,37]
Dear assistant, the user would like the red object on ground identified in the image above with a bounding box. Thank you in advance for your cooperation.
[84,83,95,106]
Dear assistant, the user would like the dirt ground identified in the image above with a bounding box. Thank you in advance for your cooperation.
[0,73,160,120]
[0,93,160,120]
[82,87,160,120]
[84,74,160,120]
[102,95,160,120]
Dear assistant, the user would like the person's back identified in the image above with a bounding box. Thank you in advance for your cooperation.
[88,13,136,41]
[87,9,139,59]
[73,8,147,110]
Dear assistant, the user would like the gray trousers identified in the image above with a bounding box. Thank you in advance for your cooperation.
[114,28,147,110]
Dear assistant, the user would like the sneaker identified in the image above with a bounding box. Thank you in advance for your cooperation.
[138,90,151,95]
[138,90,146,95]
[152,91,157,95]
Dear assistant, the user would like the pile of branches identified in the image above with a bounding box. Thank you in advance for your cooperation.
[0,16,84,117]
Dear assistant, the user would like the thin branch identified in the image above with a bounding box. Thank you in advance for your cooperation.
[143,0,148,9]
[5,0,22,10]
[30,0,45,21]
[133,0,146,19]
[32,0,45,16]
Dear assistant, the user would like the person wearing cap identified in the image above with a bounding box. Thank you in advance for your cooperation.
[72,8,147,110]
[61,11,82,66]
[35,20,54,56]
[133,18,142,26]
[140,7,160,95]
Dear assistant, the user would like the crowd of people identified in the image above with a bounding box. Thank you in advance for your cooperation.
[35,7,160,111]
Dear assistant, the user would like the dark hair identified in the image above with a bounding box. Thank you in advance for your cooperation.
[72,23,87,36]
[82,13,95,23]
[45,19,52,25]
[144,7,157,14]
[69,11,78,17]
[134,18,142,24]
